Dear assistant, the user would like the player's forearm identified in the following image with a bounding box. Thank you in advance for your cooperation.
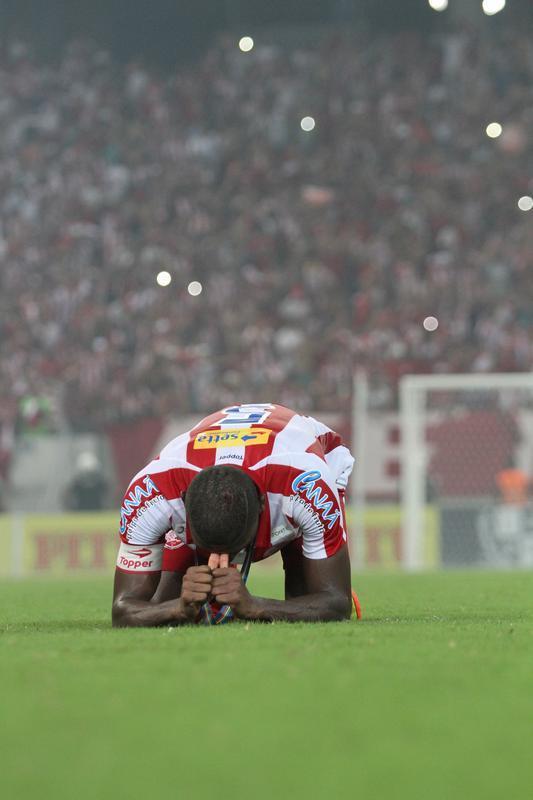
[112,597,193,628]
[244,592,351,623]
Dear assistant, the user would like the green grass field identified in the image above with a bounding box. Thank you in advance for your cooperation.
[1,570,532,800]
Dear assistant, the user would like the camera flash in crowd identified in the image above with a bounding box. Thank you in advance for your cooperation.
[188,281,203,296]
[156,271,172,287]
[239,37,254,52]
[486,122,502,139]
[482,0,506,15]
[428,0,448,11]
[517,196,533,212]
[300,116,316,132]
[423,316,439,332]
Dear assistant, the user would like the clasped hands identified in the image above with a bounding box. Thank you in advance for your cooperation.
[179,552,255,620]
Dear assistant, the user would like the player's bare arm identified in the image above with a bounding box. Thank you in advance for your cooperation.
[150,569,183,603]
[210,544,352,622]
[281,541,310,598]
[112,565,213,627]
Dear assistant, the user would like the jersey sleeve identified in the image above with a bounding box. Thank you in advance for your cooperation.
[304,415,355,490]
[116,472,176,574]
[288,462,348,559]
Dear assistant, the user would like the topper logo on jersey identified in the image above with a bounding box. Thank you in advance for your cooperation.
[193,427,271,449]
[291,470,341,530]
[116,542,163,572]
[119,475,159,535]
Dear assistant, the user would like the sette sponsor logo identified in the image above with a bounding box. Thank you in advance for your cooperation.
[193,427,271,449]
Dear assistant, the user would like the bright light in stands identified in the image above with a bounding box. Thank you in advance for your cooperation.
[238,37,254,52]
[517,196,533,212]
[482,0,506,15]
[423,316,439,332]
[300,116,316,132]
[188,281,203,296]
[156,271,172,287]
[428,0,448,11]
[486,122,502,138]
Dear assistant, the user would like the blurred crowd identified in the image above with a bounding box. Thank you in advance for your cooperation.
[1,27,533,471]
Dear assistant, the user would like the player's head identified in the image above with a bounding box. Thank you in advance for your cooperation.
[185,466,262,554]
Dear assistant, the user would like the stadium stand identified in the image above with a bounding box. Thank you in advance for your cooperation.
[1,29,533,481]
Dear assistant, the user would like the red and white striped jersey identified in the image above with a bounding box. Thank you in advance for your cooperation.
[116,403,354,574]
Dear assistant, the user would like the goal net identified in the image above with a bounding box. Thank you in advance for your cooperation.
[400,373,533,570]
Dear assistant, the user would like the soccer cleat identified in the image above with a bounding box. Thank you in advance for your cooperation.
[351,589,362,620]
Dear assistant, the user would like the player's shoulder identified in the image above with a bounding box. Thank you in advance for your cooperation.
[251,450,337,493]
[158,429,192,460]
[261,408,329,453]
[126,455,199,498]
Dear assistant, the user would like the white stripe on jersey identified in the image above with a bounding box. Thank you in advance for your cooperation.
[214,445,246,467]
[129,456,200,486]
[306,417,331,438]
[266,492,299,548]
[324,447,354,490]
[159,432,192,459]
[291,496,327,559]
[270,413,318,457]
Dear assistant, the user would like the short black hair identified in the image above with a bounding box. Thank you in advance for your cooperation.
[185,466,261,553]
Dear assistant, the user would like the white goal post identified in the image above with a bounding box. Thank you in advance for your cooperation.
[400,373,533,571]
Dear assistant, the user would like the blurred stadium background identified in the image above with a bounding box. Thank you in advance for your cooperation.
[2,0,533,578]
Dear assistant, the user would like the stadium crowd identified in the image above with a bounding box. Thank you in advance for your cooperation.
[1,28,533,472]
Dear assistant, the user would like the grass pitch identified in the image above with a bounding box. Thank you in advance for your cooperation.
[1,570,532,800]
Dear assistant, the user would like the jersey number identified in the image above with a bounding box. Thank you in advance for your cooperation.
[216,404,274,427]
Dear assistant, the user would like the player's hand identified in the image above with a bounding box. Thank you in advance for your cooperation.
[208,553,229,570]
[179,565,213,620]
[211,568,256,619]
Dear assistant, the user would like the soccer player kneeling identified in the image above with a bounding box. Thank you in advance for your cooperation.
[112,403,361,626]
